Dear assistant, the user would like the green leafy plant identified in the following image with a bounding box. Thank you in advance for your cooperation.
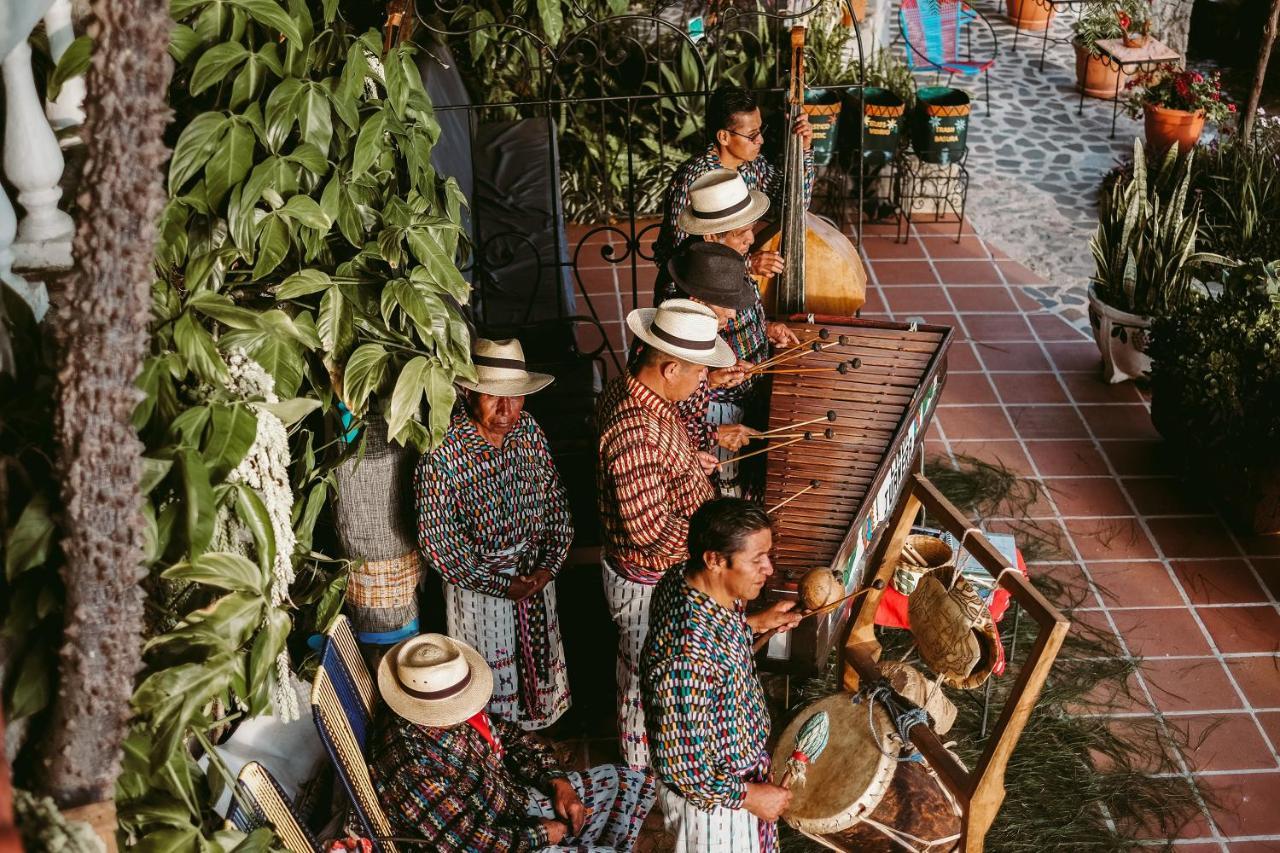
[1071,0,1149,54]
[804,8,859,88]
[1188,124,1280,261]
[863,47,916,111]
[1090,139,1234,315]
[1123,64,1236,125]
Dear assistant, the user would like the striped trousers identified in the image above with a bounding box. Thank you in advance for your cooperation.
[601,562,656,770]
[527,764,657,852]
[658,785,771,853]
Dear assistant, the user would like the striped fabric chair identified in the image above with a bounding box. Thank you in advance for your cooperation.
[899,0,998,111]
[310,615,409,853]
[227,761,322,853]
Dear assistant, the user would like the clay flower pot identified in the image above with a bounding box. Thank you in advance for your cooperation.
[1006,0,1054,30]
[1143,103,1206,155]
[1074,42,1132,100]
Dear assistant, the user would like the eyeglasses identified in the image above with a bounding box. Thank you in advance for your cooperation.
[726,124,766,143]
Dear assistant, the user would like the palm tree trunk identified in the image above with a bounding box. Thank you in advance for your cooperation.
[1243,0,1280,140]
[41,0,173,808]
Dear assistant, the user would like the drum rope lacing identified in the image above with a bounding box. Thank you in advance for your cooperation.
[857,683,931,762]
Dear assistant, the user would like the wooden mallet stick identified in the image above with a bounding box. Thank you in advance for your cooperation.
[751,328,831,370]
[752,579,887,653]
[748,335,850,373]
[756,410,837,439]
[761,428,834,441]
[753,360,857,377]
[767,479,820,515]
[716,434,807,468]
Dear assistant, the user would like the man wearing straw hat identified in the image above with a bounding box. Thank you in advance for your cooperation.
[414,338,573,730]
[369,632,656,850]
[641,498,799,852]
[597,299,738,769]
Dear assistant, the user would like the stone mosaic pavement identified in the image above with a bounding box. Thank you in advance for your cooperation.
[889,0,1151,327]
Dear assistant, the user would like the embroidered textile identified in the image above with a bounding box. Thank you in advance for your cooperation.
[602,562,658,769]
[528,763,658,852]
[659,784,766,852]
[640,567,776,850]
[344,551,423,644]
[653,142,816,271]
[414,410,573,724]
[596,374,714,584]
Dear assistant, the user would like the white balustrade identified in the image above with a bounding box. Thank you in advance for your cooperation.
[44,0,86,131]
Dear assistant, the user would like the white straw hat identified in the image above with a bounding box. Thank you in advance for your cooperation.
[626,298,736,368]
[677,169,770,235]
[377,633,494,727]
[457,338,554,397]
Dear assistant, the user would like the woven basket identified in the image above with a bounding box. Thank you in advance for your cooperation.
[893,534,955,594]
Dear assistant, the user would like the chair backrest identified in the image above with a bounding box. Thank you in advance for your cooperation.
[311,615,400,853]
[899,0,969,69]
[227,761,322,853]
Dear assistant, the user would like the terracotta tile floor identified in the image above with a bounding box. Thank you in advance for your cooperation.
[568,221,1280,851]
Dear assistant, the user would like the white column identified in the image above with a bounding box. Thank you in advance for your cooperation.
[0,188,48,320]
[43,0,86,130]
[3,39,74,245]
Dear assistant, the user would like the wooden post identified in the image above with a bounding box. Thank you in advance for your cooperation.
[1242,0,1280,140]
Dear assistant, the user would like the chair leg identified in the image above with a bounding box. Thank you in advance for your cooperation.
[985,69,992,113]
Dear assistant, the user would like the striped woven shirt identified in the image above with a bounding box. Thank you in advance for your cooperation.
[596,374,715,583]
[652,141,816,271]
[640,566,772,813]
[414,410,573,598]
[369,709,566,851]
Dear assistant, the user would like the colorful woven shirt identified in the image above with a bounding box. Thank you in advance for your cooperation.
[639,566,772,812]
[414,410,573,598]
[368,708,567,851]
[596,374,715,583]
[653,142,816,270]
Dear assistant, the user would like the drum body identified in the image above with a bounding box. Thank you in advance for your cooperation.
[805,759,963,852]
[774,693,897,835]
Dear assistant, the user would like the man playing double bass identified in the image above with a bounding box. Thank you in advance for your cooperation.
[653,85,815,293]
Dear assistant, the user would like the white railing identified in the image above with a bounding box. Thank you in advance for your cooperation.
[2,0,85,320]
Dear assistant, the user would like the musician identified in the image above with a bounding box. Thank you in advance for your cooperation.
[369,632,657,851]
[414,338,572,730]
[640,498,801,852]
[653,85,815,284]
[596,299,737,768]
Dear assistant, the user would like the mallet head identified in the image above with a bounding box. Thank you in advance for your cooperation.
[825,410,837,422]
[817,328,831,340]
[849,358,862,369]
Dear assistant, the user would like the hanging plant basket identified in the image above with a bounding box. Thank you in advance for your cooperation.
[910,87,970,165]
[803,88,843,167]
[840,86,906,168]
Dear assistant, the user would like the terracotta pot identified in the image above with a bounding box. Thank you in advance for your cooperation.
[1143,103,1206,156]
[1074,42,1133,100]
[1006,0,1054,30]
[1088,283,1151,383]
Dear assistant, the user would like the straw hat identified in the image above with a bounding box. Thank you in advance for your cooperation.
[677,169,770,235]
[626,298,736,368]
[456,338,554,397]
[667,242,755,311]
[377,633,494,727]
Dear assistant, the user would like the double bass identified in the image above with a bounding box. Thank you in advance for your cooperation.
[755,26,868,317]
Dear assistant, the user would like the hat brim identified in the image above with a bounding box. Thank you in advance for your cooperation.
[665,258,757,312]
[678,190,770,236]
[626,309,737,369]
[377,639,494,728]
[456,372,555,397]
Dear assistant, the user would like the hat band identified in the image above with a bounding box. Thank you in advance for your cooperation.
[400,668,473,701]
[651,321,715,351]
[691,194,752,220]
[473,354,527,371]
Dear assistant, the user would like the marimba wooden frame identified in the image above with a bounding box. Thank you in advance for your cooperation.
[840,473,1071,853]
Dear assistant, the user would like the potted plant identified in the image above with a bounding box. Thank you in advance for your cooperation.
[1088,139,1233,382]
[1007,0,1054,32]
[1124,64,1237,155]
[804,10,860,166]
[1148,268,1280,533]
[1072,0,1150,99]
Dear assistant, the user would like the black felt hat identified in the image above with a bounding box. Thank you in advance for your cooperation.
[666,242,754,312]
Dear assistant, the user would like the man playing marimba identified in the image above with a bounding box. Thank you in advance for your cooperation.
[597,299,735,768]
[641,498,800,852]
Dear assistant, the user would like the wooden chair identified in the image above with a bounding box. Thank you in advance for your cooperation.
[227,761,322,853]
[842,473,1070,852]
[899,0,999,112]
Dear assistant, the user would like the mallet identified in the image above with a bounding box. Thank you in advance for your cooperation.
[752,360,858,377]
[767,480,820,515]
[752,579,887,653]
[756,410,837,439]
[752,328,832,370]
[748,335,850,373]
[715,434,808,468]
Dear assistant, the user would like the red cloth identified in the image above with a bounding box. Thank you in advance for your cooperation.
[874,549,1028,676]
[466,711,503,758]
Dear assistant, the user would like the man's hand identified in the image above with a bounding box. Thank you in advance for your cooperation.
[793,113,813,151]
[696,451,719,475]
[717,423,759,452]
[743,781,793,822]
[765,322,801,348]
[550,777,588,836]
[507,569,552,601]
[745,600,803,634]
[539,818,569,845]
[748,250,785,279]
[708,363,748,390]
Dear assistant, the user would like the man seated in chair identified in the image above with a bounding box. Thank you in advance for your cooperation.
[369,632,656,851]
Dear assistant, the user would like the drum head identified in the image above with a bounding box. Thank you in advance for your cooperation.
[773,693,898,835]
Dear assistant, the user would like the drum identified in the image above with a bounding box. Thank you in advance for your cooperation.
[773,693,898,836]
[805,759,964,852]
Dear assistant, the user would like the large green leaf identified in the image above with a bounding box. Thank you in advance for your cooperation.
[4,491,55,581]
[342,342,390,415]
[385,355,429,445]
[187,291,259,330]
[169,112,229,195]
[134,654,240,772]
[204,404,258,481]
[48,35,92,101]
[177,449,217,558]
[537,0,565,45]
[423,362,455,446]
[7,646,53,719]
[161,552,267,595]
[318,285,353,357]
[296,82,333,153]
[274,269,331,298]
[229,0,303,43]
[264,77,301,151]
[174,312,230,384]
[352,110,386,177]
[279,194,330,230]
[252,213,290,279]
[146,591,265,656]
[190,42,249,95]
[257,396,320,426]
[246,607,291,713]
